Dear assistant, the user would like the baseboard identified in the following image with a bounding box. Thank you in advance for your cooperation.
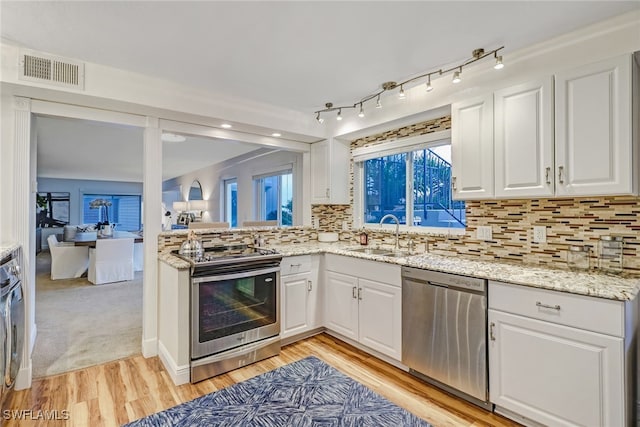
[142,336,158,358]
[494,405,547,427]
[324,330,408,372]
[281,327,325,346]
[14,361,32,391]
[158,341,190,386]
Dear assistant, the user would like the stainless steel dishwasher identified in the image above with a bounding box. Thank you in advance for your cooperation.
[402,267,491,409]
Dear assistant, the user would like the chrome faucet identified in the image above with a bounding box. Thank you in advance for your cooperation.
[379,214,400,252]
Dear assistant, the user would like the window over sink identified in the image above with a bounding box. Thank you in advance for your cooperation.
[354,133,465,231]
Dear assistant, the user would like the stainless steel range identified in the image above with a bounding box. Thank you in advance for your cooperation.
[174,244,282,382]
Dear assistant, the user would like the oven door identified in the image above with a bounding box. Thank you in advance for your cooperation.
[191,265,280,359]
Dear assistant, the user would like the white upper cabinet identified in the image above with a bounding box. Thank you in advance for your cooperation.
[311,138,350,204]
[494,77,555,198]
[451,94,495,200]
[555,55,635,196]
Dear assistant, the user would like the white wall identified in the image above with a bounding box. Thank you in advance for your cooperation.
[37,177,143,225]
[163,148,304,225]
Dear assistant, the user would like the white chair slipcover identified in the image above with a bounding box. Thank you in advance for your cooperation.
[47,235,89,280]
[88,238,135,285]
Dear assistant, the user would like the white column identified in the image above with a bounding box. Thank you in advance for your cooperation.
[142,117,162,357]
[13,96,33,390]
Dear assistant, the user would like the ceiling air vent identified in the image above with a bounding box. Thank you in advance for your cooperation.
[19,50,84,90]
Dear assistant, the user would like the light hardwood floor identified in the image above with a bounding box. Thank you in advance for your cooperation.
[4,333,520,427]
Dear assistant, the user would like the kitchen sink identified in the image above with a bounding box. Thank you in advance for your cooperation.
[382,251,410,258]
[347,247,392,255]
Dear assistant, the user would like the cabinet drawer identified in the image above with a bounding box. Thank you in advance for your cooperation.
[489,281,624,337]
[281,255,312,276]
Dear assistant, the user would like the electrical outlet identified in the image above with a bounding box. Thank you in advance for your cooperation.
[476,226,492,241]
[533,226,547,243]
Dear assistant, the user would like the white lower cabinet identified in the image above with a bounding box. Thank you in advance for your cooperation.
[324,255,402,360]
[280,255,321,340]
[489,281,631,427]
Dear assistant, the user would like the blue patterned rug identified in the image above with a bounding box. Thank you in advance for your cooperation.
[124,356,431,426]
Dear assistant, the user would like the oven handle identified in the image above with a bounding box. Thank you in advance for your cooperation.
[192,266,280,284]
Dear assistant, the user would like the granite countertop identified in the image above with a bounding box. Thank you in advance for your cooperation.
[0,242,20,260]
[159,241,640,302]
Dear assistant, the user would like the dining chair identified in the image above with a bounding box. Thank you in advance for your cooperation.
[188,222,230,229]
[241,220,278,227]
[47,235,89,280]
[88,238,134,285]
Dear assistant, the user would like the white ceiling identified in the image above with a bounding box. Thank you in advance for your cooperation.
[4,1,639,183]
[2,1,638,113]
[35,116,262,182]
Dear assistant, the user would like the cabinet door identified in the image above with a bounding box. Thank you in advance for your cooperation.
[555,55,634,196]
[489,309,624,427]
[494,77,554,198]
[311,139,350,204]
[451,94,495,199]
[325,271,359,340]
[281,272,311,339]
[311,140,330,203]
[358,278,402,360]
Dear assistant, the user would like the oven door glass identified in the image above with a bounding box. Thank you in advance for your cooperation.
[196,270,277,343]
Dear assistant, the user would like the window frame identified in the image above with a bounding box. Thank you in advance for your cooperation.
[253,168,294,227]
[223,178,238,228]
[81,193,143,231]
[353,130,465,235]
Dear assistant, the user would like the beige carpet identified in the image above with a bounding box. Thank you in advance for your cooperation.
[32,251,143,378]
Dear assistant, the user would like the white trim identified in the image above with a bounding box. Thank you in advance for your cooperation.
[352,129,451,162]
[142,336,158,358]
[252,163,294,179]
[31,99,146,127]
[158,341,190,385]
[159,119,311,153]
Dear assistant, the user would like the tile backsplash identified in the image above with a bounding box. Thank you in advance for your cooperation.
[312,114,640,276]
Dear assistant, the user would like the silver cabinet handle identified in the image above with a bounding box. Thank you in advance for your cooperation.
[290,263,302,268]
[352,286,357,299]
[358,287,362,300]
[489,322,496,341]
[545,167,551,184]
[536,301,561,311]
[307,280,312,292]
[451,176,457,191]
[558,166,564,184]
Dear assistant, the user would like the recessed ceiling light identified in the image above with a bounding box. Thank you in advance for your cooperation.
[272,133,281,137]
[221,123,232,129]
[161,133,186,143]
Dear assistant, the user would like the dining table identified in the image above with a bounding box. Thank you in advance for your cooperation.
[71,230,143,247]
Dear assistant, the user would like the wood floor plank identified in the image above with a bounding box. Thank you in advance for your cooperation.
[3,333,521,426]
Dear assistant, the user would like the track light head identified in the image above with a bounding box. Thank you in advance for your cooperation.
[336,109,343,121]
[316,112,324,124]
[376,95,382,109]
[494,54,504,70]
[425,76,433,92]
[358,104,365,118]
[452,69,462,84]
[398,85,406,99]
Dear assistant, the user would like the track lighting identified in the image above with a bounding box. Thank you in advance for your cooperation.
[452,68,462,84]
[425,76,433,92]
[313,46,504,122]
